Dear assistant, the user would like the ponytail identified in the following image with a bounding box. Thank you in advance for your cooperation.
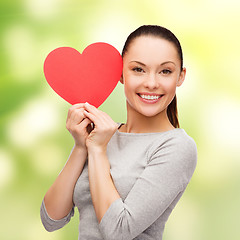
[167,95,180,128]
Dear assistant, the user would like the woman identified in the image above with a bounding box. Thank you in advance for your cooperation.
[40,25,197,240]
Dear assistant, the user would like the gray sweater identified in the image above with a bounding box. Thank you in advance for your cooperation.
[40,124,197,240]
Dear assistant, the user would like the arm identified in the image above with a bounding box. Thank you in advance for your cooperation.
[82,102,120,223]
[43,146,87,218]
[41,145,87,231]
[88,148,121,223]
[41,103,92,231]
[97,136,197,240]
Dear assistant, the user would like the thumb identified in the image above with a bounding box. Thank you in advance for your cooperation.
[79,117,92,130]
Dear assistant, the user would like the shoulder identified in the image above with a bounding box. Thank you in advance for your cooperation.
[149,129,197,156]
[166,129,197,158]
[147,129,197,179]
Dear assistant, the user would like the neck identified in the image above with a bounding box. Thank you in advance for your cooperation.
[120,102,175,133]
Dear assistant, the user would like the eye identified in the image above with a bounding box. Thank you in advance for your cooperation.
[161,69,172,75]
[132,67,144,73]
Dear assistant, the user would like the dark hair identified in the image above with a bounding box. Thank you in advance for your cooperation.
[122,25,183,128]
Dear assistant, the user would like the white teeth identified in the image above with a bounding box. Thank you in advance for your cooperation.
[140,94,161,100]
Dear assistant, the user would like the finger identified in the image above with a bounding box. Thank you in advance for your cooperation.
[84,102,111,122]
[66,109,85,131]
[72,118,92,135]
[99,111,119,131]
[67,103,85,120]
[83,109,117,133]
[83,110,98,125]
[84,103,119,131]
[83,110,109,131]
[70,109,85,125]
[78,117,92,129]
[84,102,101,117]
[84,102,109,124]
[91,109,116,128]
[84,103,118,132]
[71,103,85,109]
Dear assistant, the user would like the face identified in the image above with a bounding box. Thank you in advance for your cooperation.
[121,36,186,118]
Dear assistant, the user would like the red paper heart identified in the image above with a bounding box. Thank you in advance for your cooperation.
[43,42,123,107]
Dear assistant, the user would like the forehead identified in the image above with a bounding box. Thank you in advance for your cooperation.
[124,36,178,64]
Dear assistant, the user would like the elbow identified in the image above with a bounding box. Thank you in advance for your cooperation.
[99,212,134,240]
[40,200,74,232]
[40,208,73,232]
[40,210,58,232]
[40,206,61,232]
[98,198,136,240]
[100,225,133,240]
[41,221,56,232]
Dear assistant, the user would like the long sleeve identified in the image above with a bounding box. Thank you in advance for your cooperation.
[40,199,75,232]
[98,133,197,240]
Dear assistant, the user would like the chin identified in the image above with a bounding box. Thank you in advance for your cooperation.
[139,110,163,118]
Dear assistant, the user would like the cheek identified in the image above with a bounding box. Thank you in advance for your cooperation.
[124,82,135,99]
[162,79,177,93]
[124,75,139,91]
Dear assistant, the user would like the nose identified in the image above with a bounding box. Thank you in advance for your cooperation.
[143,73,160,89]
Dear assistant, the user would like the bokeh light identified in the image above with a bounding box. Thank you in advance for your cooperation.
[1,0,240,239]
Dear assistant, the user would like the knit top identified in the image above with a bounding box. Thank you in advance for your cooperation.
[40,124,197,240]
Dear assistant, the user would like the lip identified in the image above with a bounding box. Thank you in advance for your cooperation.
[137,93,163,104]
[138,92,162,96]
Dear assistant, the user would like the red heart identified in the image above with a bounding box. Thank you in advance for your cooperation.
[43,42,123,107]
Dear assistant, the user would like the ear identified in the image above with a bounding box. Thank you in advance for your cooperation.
[177,67,186,87]
[120,73,124,84]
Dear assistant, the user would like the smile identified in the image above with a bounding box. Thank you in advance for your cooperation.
[139,94,161,100]
[137,93,163,104]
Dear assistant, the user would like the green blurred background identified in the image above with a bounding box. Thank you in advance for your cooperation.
[1,0,240,239]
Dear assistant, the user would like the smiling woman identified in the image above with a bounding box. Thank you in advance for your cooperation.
[120,26,185,131]
[40,25,197,240]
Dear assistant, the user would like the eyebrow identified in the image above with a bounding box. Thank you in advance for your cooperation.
[130,61,146,66]
[130,60,176,66]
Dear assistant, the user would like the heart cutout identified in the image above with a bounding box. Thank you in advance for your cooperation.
[43,42,123,107]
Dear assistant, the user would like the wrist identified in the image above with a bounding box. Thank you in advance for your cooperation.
[74,144,88,155]
[87,147,110,171]
[88,146,106,157]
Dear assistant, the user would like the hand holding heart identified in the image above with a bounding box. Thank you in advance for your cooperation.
[45,42,121,152]
[66,102,118,153]
[66,103,93,150]
[83,102,118,153]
